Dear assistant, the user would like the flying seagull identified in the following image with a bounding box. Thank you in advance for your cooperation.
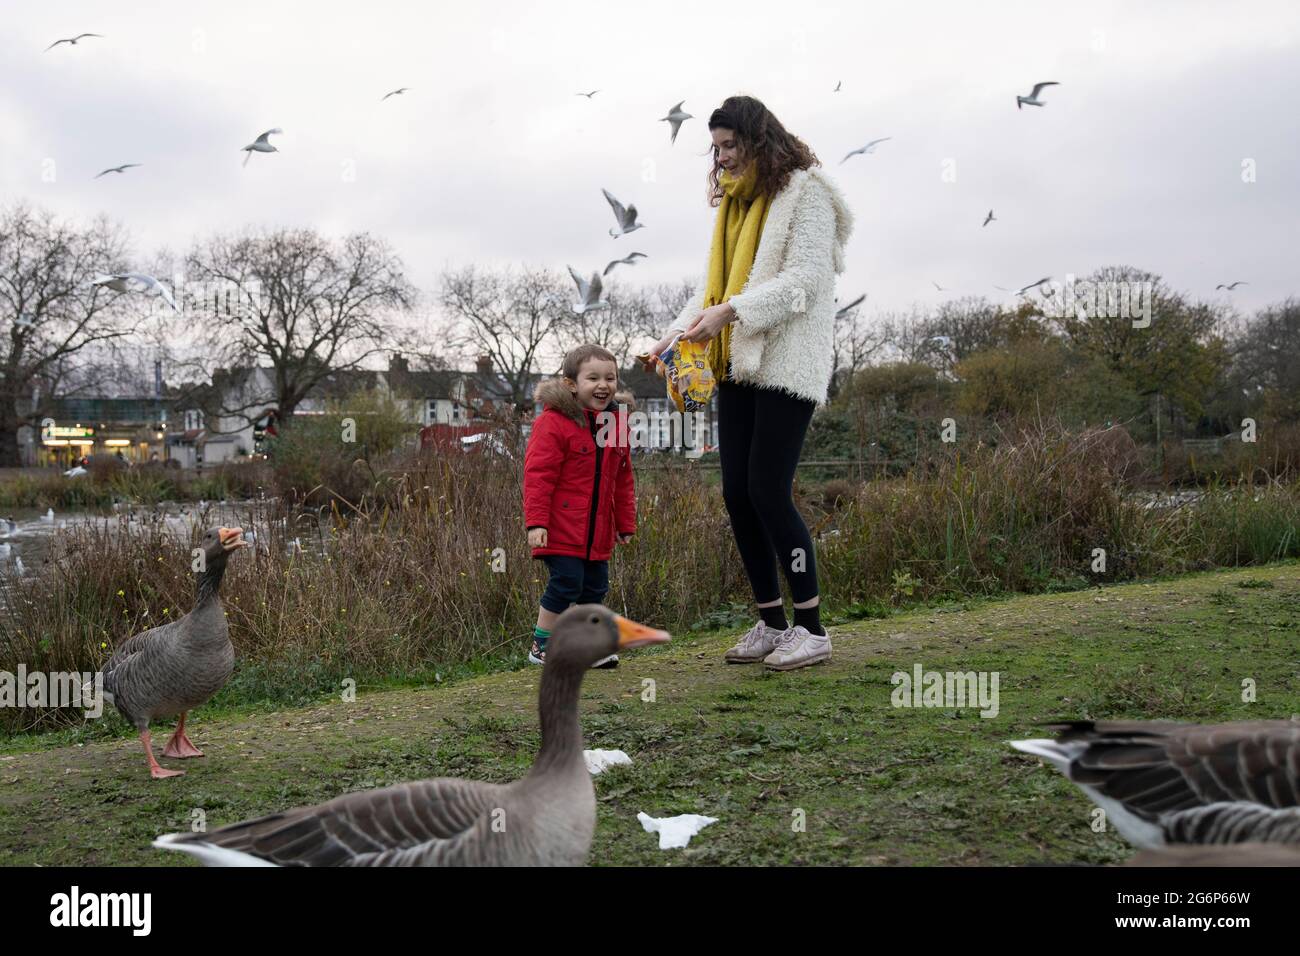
[982,209,996,227]
[91,273,178,312]
[45,33,103,52]
[241,128,282,166]
[1017,81,1059,109]
[834,294,866,319]
[833,81,842,93]
[95,164,142,179]
[840,138,891,164]
[932,281,947,292]
[996,277,1052,297]
[576,89,600,99]
[659,101,693,145]
[566,266,608,315]
[1215,281,1248,290]
[601,188,643,237]
[381,88,409,101]
[603,252,647,276]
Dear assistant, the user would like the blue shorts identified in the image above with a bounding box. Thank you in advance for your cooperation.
[539,554,610,614]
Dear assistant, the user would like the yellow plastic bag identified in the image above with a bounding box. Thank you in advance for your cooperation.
[659,333,716,413]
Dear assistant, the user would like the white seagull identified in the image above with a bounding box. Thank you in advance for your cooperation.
[576,89,600,99]
[996,277,1052,297]
[241,128,282,166]
[659,101,693,145]
[982,209,996,227]
[1215,281,1248,290]
[602,189,643,237]
[45,33,103,52]
[833,81,842,93]
[566,266,608,315]
[91,273,179,312]
[603,252,647,276]
[834,294,866,319]
[381,88,409,101]
[95,164,142,179]
[840,138,891,164]
[1017,81,1059,109]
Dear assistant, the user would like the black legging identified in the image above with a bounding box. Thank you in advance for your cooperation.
[716,377,819,605]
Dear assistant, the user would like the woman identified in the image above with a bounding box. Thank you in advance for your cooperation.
[644,95,854,671]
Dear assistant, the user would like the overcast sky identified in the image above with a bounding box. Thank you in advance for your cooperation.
[3,0,1297,366]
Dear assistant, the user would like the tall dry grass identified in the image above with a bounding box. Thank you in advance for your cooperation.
[3,423,1298,733]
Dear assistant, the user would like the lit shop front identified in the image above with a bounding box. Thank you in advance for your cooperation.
[38,422,166,467]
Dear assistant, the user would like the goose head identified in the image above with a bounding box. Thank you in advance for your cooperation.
[546,604,670,669]
[198,526,249,566]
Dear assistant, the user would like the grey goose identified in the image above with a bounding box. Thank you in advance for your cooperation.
[1011,720,1300,849]
[153,605,670,865]
[102,527,248,778]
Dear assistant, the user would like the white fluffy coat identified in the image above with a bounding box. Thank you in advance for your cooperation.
[668,166,856,407]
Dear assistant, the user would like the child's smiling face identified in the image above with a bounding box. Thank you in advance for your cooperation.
[568,356,619,411]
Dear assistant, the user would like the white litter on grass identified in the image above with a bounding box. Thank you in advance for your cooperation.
[637,812,718,849]
[584,749,632,775]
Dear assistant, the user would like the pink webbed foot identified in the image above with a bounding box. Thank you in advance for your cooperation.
[162,733,204,759]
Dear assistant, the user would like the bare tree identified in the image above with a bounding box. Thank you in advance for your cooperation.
[829,295,891,399]
[437,264,569,404]
[0,203,135,466]
[552,280,658,364]
[182,227,415,431]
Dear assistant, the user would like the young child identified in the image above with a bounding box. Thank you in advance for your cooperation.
[523,344,637,666]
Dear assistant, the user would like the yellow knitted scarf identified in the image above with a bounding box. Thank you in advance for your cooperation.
[704,162,771,382]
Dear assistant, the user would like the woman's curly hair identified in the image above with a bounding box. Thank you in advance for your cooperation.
[706,95,820,206]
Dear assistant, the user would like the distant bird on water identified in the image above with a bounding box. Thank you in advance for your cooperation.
[841,138,891,164]
[241,128,282,167]
[95,164,141,179]
[658,101,693,145]
[45,33,103,51]
[1016,81,1059,109]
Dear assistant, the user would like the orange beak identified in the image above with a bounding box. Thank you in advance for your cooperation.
[219,527,249,551]
[614,614,671,650]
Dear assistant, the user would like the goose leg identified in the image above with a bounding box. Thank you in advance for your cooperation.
[162,713,204,758]
[141,730,184,779]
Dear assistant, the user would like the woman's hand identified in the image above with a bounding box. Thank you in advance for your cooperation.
[679,302,737,343]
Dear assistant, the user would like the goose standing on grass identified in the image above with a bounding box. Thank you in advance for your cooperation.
[1011,720,1300,849]
[101,527,249,779]
[153,604,670,865]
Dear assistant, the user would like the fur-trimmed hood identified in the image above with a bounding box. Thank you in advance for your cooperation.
[534,376,637,428]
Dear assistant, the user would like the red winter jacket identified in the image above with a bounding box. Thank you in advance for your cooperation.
[523,378,636,561]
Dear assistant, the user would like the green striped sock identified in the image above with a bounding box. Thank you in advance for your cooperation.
[533,626,551,650]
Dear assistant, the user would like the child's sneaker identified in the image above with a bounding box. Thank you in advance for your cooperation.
[528,640,546,665]
[591,653,619,669]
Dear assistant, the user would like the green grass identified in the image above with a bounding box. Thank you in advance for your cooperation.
[2,560,1297,866]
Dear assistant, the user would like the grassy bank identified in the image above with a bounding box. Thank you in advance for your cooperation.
[3,427,1300,734]
[1,561,1296,866]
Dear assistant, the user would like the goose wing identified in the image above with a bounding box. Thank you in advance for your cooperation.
[1050,720,1300,815]
[158,777,504,866]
